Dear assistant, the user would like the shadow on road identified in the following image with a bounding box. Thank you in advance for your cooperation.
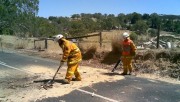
[101,72,121,76]
[33,79,65,84]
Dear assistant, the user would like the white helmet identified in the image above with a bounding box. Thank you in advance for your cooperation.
[54,34,64,42]
[122,32,129,38]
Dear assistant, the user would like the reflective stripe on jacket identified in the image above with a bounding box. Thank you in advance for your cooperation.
[60,39,82,64]
[122,38,136,56]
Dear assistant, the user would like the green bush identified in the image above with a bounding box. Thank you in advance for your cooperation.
[148,29,157,37]
[130,32,138,41]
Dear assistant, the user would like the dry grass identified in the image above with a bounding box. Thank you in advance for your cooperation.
[1,30,127,53]
[134,49,180,79]
[1,30,180,80]
[1,35,36,49]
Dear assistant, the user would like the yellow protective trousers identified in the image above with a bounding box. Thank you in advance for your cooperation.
[65,62,81,82]
[121,56,133,74]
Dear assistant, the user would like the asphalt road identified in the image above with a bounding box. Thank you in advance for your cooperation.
[36,76,180,102]
[0,51,180,102]
[0,50,61,100]
[0,50,61,77]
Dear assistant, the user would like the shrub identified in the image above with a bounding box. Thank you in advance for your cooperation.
[130,32,138,41]
[111,38,122,54]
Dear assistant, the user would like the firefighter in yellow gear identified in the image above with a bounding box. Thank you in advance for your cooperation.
[54,34,82,84]
[121,32,136,75]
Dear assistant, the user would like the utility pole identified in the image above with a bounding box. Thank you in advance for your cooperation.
[0,35,3,52]
[156,25,160,49]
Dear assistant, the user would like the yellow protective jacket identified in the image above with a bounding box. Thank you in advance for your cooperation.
[60,39,82,65]
[122,38,136,56]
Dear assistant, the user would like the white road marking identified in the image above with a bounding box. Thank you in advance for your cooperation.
[0,61,6,64]
[0,60,34,75]
[0,60,55,79]
[133,86,142,90]
[76,88,120,102]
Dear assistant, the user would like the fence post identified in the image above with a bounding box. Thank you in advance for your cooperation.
[45,39,47,49]
[99,32,102,48]
[34,40,36,49]
[0,35,3,52]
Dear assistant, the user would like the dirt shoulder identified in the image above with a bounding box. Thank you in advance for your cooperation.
[0,49,125,102]
[1,66,125,102]
[0,49,179,102]
[16,49,180,84]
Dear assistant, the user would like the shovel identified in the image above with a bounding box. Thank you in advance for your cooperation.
[111,59,121,72]
[42,65,62,89]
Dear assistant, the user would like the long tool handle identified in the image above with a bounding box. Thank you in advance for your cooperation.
[111,60,121,72]
[52,65,62,81]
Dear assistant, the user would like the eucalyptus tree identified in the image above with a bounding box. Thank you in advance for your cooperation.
[142,13,150,20]
[130,12,142,24]
[35,17,59,37]
[81,17,96,33]
[117,13,127,29]
[69,20,86,37]
[92,13,103,19]
[0,0,39,36]
[174,21,180,34]
[71,14,81,20]
[131,20,148,35]
[163,19,174,32]
[150,13,161,29]
[55,17,70,34]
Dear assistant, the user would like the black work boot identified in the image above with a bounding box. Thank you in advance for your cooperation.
[120,73,128,75]
[72,78,81,81]
[62,79,70,84]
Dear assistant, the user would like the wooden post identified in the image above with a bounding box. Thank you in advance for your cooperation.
[45,39,47,49]
[34,40,36,49]
[0,36,3,52]
[157,25,160,49]
[99,32,102,48]
[0,42,2,52]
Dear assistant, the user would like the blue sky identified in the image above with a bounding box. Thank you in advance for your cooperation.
[38,0,180,18]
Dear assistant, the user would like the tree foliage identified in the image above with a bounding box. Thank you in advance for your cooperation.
[0,0,39,36]
[1,1,180,38]
[69,20,86,37]
[131,20,148,34]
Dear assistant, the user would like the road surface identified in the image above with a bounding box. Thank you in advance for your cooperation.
[0,51,180,102]
[36,76,180,102]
